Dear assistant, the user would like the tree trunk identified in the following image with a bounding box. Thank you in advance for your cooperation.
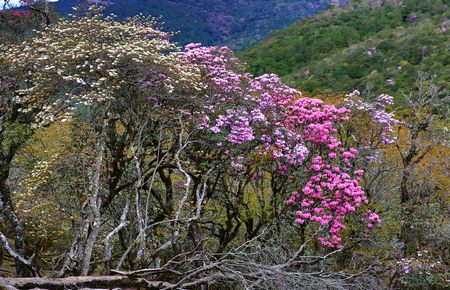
[80,129,106,276]
[400,165,411,204]
[80,223,101,276]
[0,176,27,277]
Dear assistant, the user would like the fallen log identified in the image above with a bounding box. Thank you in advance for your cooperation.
[0,276,175,290]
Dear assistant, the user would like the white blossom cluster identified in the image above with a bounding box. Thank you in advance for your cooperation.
[1,14,204,128]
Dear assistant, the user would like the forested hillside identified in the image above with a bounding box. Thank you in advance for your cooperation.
[53,0,333,50]
[241,0,450,99]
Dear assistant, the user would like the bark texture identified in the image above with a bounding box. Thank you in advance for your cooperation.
[0,276,174,290]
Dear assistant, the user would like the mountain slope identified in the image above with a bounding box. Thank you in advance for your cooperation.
[54,0,333,50]
[240,0,450,98]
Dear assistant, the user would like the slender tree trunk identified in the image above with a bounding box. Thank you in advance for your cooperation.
[80,223,101,276]
[58,218,89,277]
[80,118,108,276]
[399,163,413,255]
[400,166,410,204]
[102,196,130,274]
[0,176,27,277]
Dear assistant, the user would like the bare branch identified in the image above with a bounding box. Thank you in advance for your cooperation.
[0,230,41,277]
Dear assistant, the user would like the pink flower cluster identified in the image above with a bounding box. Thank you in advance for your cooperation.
[0,10,33,17]
[182,43,248,99]
[344,90,398,145]
[396,254,445,277]
[173,44,380,247]
[209,109,260,144]
[284,146,371,247]
[361,209,381,228]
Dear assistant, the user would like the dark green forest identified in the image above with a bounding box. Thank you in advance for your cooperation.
[241,0,450,100]
[54,0,332,50]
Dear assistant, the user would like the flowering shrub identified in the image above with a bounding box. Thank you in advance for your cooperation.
[176,44,385,247]
[2,8,448,285]
[396,252,449,288]
[344,90,397,145]
[1,13,202,128]
[2,16,388,252]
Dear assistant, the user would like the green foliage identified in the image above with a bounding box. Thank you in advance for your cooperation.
[0,122,33,157]
[240,0,450,101]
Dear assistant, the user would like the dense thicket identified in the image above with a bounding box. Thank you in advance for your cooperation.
[240,0,450,100]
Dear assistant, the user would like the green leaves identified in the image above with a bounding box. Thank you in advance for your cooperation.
[0,121,33,159]
[241,0,450,98]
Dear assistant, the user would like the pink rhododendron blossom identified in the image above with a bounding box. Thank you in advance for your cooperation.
[178,43,385,247]
[344,90,398,147]
[354,169,364,175]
